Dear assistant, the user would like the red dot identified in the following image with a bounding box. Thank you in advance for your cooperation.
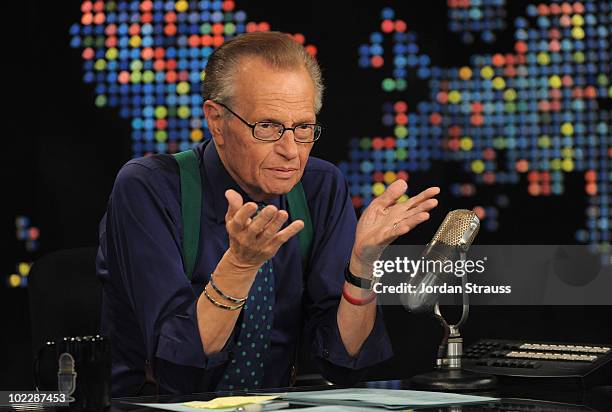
[540,171,551,182]
[105,36,117,48]
[384,137,396,149]
[541,184,551,196]
[449,125,461,138]
[156,119,168,129]
[82,48,95,60]
[437,91,448,104]
[81,13,93,25]
[293,33,305,44]
[246,22,257,32]
[528,170,539,182]
[141,48,154,60]
[483,172,496,185]
[164,24,177,36]
[395,113,408,125]
[202,35,213,47]
[528,183,541,196]
[29,227,40,241]
[154,47,165,59]
[166,59,177,70]
[394,101,407,113]
[515,41,527,54]
[81,1,92,13]
[212,23,224,35]
[396,171,409,181]
[141,1,153,12]
[585,170,597,182]
[142,13,153,24]
[381,20,394,33]
[93,12,105,25]
[372,137,384,150]
[153,60,165,71]
[470,114,484,126]
[584,86,597,99]
[573,2,585,13]
[305,45,317,56]
[371,55,384,68]
[537,4,549,15]
[549,28,561,40]
[258,22,270,31]
[93,1,104,12]
[178,71,189,81]
[373,171,384,182]
[549,3,561,14]
[395,20,407,32]
[561,2,573,14]
[352,196,363,208]
[429,112,442,125]
[222,0,235,12]
[166,71,177,83]
[105,24,117,35]
[164,12,177,23]
[213,35,224,47]
[473,206,485,220]
[492,54,505,67]
[482,148,496,160]
[188,35,200,47]
[585,183,597,196]
[448,138,460,151]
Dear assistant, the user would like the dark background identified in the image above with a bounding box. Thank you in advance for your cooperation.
[4,0,610,390]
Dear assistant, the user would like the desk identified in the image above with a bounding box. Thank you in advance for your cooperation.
[111,381,612,412]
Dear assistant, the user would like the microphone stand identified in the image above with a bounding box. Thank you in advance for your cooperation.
[410,249,498,392]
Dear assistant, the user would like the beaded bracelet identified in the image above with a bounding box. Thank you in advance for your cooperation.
[342,283,376,306]
[209,273,248,304]
[203,285,245,311]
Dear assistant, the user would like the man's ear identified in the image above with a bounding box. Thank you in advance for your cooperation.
[203,100,225,146]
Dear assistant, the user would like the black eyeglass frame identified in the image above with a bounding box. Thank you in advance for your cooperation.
[214,101,323,143]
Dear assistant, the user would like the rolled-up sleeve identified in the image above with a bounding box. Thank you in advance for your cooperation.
[302,166,393,384]
[105,161,233,392]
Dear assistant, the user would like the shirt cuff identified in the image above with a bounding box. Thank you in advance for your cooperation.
[313,305,393,370]
[155,299,236,370]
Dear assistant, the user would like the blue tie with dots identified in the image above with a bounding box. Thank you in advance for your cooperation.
[216,205,275,391]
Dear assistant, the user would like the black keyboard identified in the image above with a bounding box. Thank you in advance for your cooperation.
[462,339,612,388]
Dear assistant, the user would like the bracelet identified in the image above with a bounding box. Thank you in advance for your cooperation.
[344,263,373,289]
[209,273,248,304]
[203,285,245,311]
[342,283,376,306]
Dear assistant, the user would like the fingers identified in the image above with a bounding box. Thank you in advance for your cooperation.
[229,201,258,230]
[225,189,244,221]
[387,211,431,240]
[273,220,305,245]
[373,179,408,207]
[260,210,289,239]
[405,186,440,209]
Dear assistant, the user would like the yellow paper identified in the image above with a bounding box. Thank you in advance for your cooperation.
[183,395,279,409]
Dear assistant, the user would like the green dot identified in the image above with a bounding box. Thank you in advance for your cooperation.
[95,95,107,107]
[382,78,395,92]
[256,353,261,358]
[264,277,268,282]
[251,343,256,348]
[200,23,211,34]
[242,351,246,356]
[229,385,234,390]
[246,361,251,366]
[395,78,407,91]
[224,23,236,34]
[257,286,262,292]
[83,36,93,47]
[235,368,241,373]
[246,333,251,338]
[256,305,260,310]
[395,148,407,160]
[251,371,256,376]
[260,334,264,339]
[359,137,371,150]
[240,378,245,384]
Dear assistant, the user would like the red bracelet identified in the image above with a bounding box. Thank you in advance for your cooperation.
[342,283,376,306]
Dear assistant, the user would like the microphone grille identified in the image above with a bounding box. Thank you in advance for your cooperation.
[431,209,480,247]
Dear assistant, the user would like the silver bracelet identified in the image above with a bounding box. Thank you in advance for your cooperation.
[209,273,248,304]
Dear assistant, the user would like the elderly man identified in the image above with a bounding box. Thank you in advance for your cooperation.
[97,31,439,396]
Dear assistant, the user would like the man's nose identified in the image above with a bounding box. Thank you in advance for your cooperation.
[275,130,299,159]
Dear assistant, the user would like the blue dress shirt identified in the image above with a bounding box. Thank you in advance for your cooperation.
[96,140,393,396]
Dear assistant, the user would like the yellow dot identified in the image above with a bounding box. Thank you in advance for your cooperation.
[397,194,409,204]
[448,90,461,104]
[9,274,21,288]
[94,59,106,71]
[538,135,551,148]
[143,71,155,83]
[459,66,472,80]
[178,106,191,119]
[394,126,407,138]
[129,35,142,48]
[561,122,574,136]
[562,159,574,172]
[200,71,206,81]
[551,159,562,170]
[155,106,168,119]
[130,71,142,83]
[537,52,550,65]
[372,182,386,196]
[191,129,204,142]
[383,171,396,184]
[549,75,562,89]
[571,14,584,27]
[492,77,505,90]
[155,130,167,142]
[175,0,188,12]
[177,81,190,95]
[130,60,143,71]
[609,86,612,98]
[471,160,485,174]
[18,263,30,276]
[562,147,573,158]
[480,66,494,79]
[106,48,118,60]
[460,137,473,151]
[503,89,517,101]
[571,26,584,40]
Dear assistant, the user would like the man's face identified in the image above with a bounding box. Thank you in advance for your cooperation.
[210,57,316,201]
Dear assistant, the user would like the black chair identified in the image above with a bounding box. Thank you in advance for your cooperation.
[28,247,101,388]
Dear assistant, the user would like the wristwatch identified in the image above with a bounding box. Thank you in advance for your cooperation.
[344,262,373,289]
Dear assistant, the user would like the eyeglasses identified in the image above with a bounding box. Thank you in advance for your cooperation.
[215,102,322,143]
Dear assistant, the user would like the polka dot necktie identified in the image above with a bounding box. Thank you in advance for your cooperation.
[216,205,275,391]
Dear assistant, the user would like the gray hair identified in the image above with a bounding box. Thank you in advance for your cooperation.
[201,32,324,113]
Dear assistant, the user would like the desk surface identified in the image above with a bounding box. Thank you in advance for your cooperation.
[111,380,612,412]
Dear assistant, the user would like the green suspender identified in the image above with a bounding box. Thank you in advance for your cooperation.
[173,149,313,280]
[173,150,202,279]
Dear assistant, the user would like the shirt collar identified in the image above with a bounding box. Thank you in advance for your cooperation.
[201,139,281,224]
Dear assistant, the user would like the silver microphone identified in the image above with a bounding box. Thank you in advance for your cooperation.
[401,209,480,313]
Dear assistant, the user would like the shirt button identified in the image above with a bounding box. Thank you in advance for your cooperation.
[322,349,330,358]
